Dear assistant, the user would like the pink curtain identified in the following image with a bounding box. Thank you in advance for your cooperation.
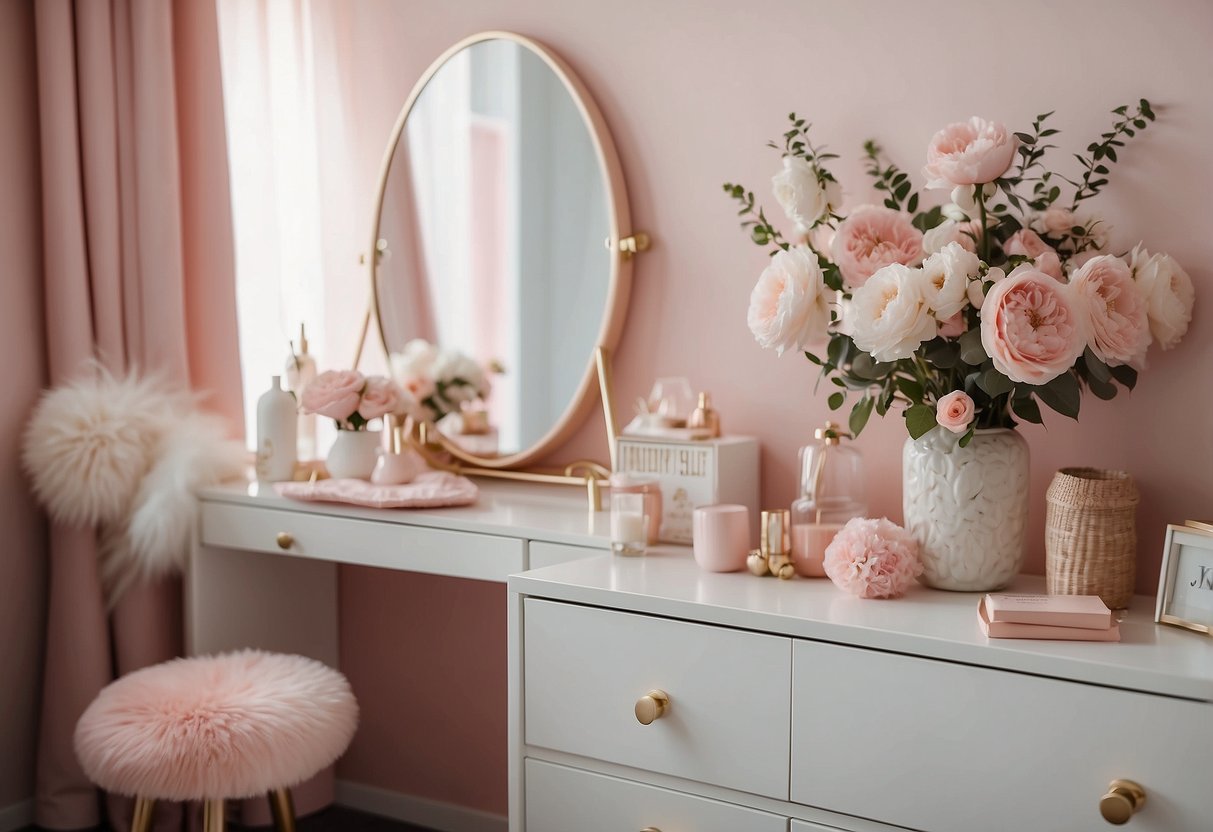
[33,0,242,828]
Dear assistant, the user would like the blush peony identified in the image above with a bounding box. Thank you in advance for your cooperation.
[824,517,922,599]
[301,370,365,421]
[922,117,1017,190]
[831,205,923,288]
[748,246,832,354]
[1069,255,1150,367]
[1130,244,1195,350]
[980,267,1086,385]
[847,264,938,362]
[1004,228,1054,260]
[772,156,840,232]
[936,390,975,434]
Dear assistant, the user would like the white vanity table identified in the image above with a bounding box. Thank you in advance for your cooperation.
[185,478,609,666]
[508,552,1213,832]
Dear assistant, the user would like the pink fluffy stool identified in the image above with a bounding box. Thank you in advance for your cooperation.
[74,650,359,832]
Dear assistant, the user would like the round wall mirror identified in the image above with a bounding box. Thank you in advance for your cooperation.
[371,32,639,469]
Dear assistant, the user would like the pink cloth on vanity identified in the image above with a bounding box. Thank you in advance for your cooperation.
[275,471,479,509]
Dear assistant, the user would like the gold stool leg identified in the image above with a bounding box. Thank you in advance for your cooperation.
[267,788,297,832]
[130,796,156,832]
[203,797,226,832]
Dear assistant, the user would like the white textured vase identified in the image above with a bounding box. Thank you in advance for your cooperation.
[902,428,1029,591]
[325,429,381,480]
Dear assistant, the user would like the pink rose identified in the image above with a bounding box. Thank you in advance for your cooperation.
[922,117,1017,190]
[824,517,922,599]
[1039,206,1077,238]
[1130,244,1195,350]
[1004,229,1053,260]
[831,205,924,288]
[358,375,402,421]
[1070,255,1150,367]
[938,311,967,338]
[301,370,365,420]
[1033,250,1064,281]
[980,267,1086,385]
[936,390,975,434]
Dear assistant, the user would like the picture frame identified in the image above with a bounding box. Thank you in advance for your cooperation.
[1155,520,1213,636]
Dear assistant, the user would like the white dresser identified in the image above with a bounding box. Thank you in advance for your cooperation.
[508,550,1213,832]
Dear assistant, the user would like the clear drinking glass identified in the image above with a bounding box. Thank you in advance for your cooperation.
[610,492,648,556]
[646,377,695,426]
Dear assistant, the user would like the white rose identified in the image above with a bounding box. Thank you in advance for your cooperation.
[772,156,835,232]
[432,350,489,399]
[389,338,438,382]
[949,183,996,218]
[922,219,979,256]
[747,246,832,355]
[848,264,938,362]
[941,202,969,222]
[1130,244,1195,349]
[921,242,980,320]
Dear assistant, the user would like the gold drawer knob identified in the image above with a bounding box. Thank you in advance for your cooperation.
[1100,779,1146,825]
[640,828,661,832]
[634,689,669,725]
[276,532,294,550]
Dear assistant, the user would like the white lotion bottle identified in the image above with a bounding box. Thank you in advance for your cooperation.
[255,375,298,482]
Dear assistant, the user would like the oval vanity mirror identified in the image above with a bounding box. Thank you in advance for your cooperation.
[370,31,644,471]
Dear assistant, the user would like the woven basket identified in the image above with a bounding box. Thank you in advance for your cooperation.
[1045,468,1139,609]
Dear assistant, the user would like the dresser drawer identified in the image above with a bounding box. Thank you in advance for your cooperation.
[199,502,524,581]
[524,599,791,798]
[791,641,1212,831]
[527,541,605,570]
[525,758,787,832]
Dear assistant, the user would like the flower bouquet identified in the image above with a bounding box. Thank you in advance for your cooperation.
[302,370,416,479]
[727,102,1195,590]
[389,339,494,424]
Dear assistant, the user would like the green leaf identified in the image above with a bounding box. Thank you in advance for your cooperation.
[851,352,894,380]
[828,391,845,411]
[923,337,961,369]
[895,377,925,402]
[911,205,944,233]
[905,404,937,440]
[849,396,875,437]
[958,427,975,448]
[1083,347,1112,383]
[826,334,852,369]
[1110,364,1138,390]
[1088,375,1118,400]
[978,369,1015,397]
[1035,371,1081,419]
[958,328,988,365]
[804,350,823,366]
[1011,395,1043,424]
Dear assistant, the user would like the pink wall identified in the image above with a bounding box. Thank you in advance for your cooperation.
[327,0,1213,815]
[0,0,48,811]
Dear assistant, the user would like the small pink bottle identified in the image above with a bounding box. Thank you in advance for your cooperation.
[790,422,866,577]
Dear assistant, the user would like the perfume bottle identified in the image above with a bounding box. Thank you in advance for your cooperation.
[285,323,318,459]
[371,414,426,485]
[686,392,721,438]
[255,375,297,483]
[790,422,866,577]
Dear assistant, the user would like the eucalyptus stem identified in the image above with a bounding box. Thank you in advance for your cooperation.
[977,191,990,262]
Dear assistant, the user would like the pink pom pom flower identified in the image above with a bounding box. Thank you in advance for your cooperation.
[823,517,923,599]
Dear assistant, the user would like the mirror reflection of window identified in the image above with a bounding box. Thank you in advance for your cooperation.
[378,40,611,456]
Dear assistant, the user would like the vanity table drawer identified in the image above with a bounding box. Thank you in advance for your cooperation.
[790,641,1212,831]
[199,502,524,581]
[525,758,787,832]
[524,599,791,798]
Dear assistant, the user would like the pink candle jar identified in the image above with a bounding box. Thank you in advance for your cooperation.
[609,473,662,544]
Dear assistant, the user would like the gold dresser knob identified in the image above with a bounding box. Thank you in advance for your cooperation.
[640,828,662,832]
[1100,779,1146,825]
[275,532,294,550]
[634,690,669,725]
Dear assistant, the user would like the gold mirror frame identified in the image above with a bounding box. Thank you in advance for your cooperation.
[363,31,647,479]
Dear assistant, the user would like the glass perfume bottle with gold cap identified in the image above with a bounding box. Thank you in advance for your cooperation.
[790,422,866,577]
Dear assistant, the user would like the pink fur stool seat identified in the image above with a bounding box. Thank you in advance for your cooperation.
[74,650,359,802]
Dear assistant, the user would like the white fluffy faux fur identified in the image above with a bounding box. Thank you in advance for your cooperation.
[23,370,186,527]
[101,411,246,604]
[23,367,246,606]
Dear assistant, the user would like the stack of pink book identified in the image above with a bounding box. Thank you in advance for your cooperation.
[978,593,1119,642]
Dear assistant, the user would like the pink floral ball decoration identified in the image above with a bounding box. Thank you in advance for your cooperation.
[823,517,923,599]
